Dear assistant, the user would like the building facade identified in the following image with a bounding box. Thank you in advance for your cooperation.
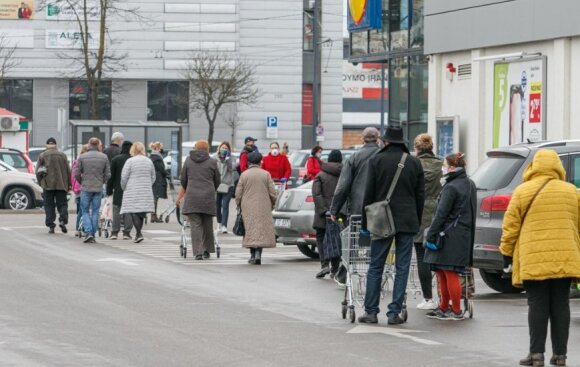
[0,0,342,151]
[425,0,580,168]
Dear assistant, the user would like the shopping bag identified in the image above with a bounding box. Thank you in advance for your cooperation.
[101,196,112,221]
[233,210,245,236]
[322,219,343,261]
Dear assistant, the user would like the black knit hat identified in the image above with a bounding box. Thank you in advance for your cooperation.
[328,149,342,163]
[248,151,263,165]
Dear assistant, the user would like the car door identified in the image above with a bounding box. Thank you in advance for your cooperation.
[568,153,580,189]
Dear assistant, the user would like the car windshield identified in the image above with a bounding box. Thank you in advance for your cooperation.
[0,152,27,169]
[470,155,525,191]
[27,150,44,161]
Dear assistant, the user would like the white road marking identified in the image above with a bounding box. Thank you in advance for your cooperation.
[96,258,142,266]
[142,230,176,234]
[347,325,442,346]
[0,226,45,231]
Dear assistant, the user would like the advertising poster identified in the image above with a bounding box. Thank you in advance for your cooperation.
[46,0,99,20]
[45,29,100,49]
[0,0,33,19]
[492,57,546,148]
[347,0,382,32]
[343,61,388,99]
[436,116,459,158]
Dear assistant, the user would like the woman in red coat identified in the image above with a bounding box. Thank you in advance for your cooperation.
[261,142,291,182]
[305,145,323,182]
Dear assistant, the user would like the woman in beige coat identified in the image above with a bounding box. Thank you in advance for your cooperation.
[235,151,277,265]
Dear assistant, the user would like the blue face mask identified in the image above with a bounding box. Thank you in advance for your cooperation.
[219,149,229,157]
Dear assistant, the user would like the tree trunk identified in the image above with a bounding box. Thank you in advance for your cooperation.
[207,120,215,148]
[89,81,99,120]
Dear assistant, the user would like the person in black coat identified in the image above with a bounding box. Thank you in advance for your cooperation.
[106,141,133,240]
[312,150,343,279]
[358,126,425,326]
[149,142,169,223]
[424,153,476,321]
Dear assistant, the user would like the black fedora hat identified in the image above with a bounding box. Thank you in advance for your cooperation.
[383,125,406,144]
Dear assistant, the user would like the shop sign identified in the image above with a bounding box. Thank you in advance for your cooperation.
[343,61,388,99]
[492,57,546,148]
[46,0,99,20]
[45,29,100,49]
[347,0,382,32]
[0,0,33,19]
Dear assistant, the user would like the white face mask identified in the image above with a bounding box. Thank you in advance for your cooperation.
[271,149,279,156]
[442,166,449,176]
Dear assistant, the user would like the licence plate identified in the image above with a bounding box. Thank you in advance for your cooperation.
[275,218,291,228]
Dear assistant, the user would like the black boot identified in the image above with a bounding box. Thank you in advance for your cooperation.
[248,248,256,264]
[550,355,566,366]
[520,353,545,366]
[254,248,262,265]
[316,266,330,279]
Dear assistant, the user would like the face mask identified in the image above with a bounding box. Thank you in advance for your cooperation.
[219,149,229,156]
[271,149,279,156]
[442,167,449,176]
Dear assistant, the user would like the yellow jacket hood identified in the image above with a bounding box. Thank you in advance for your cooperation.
[522,149,565,182]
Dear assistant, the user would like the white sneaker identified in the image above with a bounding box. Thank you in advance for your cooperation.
[417,299,438,310]
[220,225,228,234]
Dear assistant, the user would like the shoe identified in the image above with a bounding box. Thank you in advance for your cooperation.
[316,267,330,279]
[387,315,405,325]
[334,266,347,286]
[447,310,465,321]
[48,227,55,234]
[203,251,210,259]
[195,255,203,260]
[110,234,118,240]
[220,225,228,234]
[151,214,161,223]
[59,224,68,234]
[550,355,566,366]
[426,308,447,319]
[248,258,256,264]
[358,312,378,324]
[417,299,438,310]
[520,353,545,366]
[123,233,132,240]
[134,236,144,243]
[83,235,94,243]
[254,248,262,265]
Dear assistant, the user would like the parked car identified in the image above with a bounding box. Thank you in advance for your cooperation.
[0,147,34,174]
[0,161,43,210]
[287,149,356,188]
[27,147,46,169]
[272,181,318,259]
[472,140,580,293]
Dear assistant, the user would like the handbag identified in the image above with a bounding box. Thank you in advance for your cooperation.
[217,183,230,194]
[233,209,245,236]
[364,153,407,238]
[322,219,343,260]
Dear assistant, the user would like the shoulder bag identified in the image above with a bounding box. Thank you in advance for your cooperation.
[364,153,408,238]
[521,179,552,225]
[233,208,245,236]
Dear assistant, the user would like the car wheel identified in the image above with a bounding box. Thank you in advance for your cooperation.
[3,187,33,210]
[297,243,320,259]
[479,269,523,294]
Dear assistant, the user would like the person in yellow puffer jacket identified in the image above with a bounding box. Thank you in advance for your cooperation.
[500,149,580,367]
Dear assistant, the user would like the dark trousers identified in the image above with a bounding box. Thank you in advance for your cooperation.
[364,232,415,318]
[131,213,146,237]
[43,190,68,228]
[315,228,340,272]
[524,278,572,355]
[414,242,433,300]
[216,187,234,227]
[187,213,215,256]
[112,204,133,235]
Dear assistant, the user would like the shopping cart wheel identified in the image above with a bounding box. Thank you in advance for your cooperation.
[104,230,109,239]
[401,308,408,322]
[467,299,474,319]
[349,308,355,323]
[341,304,347,319]
[183,247,187,259]
[216,247,221,258]
[164,216,170,223]
[98,227,102,237]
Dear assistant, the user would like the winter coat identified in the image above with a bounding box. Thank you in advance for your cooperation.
[71,160,81,195]
[305,156,321,181]
[500,149,580,287]
[180,150,220,216]
[103,143,121,162]
[415,152,443,243]
[215,155,234,187]
[235,165,277,248]
[331,143,380,216]
[261,153,291,181]
[150,152,168,199]
[36,147,70,192]
[362,144,425,235]
[120,155,156,214]
[312,162,342,229]
[106,149,131,206]
[75,149,111,193]
[424,169,477,269]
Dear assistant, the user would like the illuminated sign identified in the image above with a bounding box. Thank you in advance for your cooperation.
[347,0,382,32]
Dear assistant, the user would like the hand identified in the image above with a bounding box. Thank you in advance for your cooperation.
[424,241,438,251]
[175,200,180,208]
[502,256,513,273]
[280,178,288,183]
[330,215,337,222]
[359,229,370,236]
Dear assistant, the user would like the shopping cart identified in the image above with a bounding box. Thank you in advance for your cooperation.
[340,215,405,323]
[273,181,287,204]
[179,215,190,258]
[158,179,182,225]
[460,268,475,318]
[98,196,113,238]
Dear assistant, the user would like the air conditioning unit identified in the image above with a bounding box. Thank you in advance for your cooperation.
[0,116,20,131]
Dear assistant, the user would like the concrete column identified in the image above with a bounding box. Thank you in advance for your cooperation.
[548,38,571,140]
[471,49,487,166]
[427,54,441,138]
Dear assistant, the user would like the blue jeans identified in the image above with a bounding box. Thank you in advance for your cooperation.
[364,232,415,318]
[75,197,82,231]
[80,191,103,236]
[216,186,234,227]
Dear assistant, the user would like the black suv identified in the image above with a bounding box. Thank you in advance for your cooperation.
[472,140,580,293]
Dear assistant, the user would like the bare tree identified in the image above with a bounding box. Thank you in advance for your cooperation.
[0,34,19,86]
[225,112,242,147]
[46,0,144,120]
[183,52,260,144]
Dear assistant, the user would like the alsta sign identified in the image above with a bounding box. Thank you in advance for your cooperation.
[45,30,100,49]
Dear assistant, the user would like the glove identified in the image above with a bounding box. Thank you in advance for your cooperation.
[503,256,513,273]
[424,241,439,251]
[280,178,288,183]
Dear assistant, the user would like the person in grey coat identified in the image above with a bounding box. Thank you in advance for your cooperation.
[330,127,380,219]
[75,137,111,243]
[180,140,220,260]
[103,131,123,162]
[120,142,156,243]
[214,141,235,233]
[106,141,133,240]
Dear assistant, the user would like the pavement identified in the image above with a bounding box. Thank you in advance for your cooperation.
[0,211,579,367]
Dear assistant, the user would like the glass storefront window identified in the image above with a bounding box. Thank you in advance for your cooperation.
[147,81,189,123]
[410,0,424,48]
[69,80,111,120]
[408,55,428,139]
[369,0,390,54]
[389,0,409,51]
[0,80,33,120]
[351,31,369,57]
[388,57,408,127]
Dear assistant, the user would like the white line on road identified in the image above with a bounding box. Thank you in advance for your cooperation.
[347,325,442,346]
[96,258,142,266]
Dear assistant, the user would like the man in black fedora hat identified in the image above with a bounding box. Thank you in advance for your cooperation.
[358,125,425,325]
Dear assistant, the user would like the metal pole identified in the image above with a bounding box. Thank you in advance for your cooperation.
[380,63,386,136]
[311,0,321,147]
